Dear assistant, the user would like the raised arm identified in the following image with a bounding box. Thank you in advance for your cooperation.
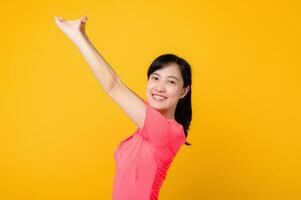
[54,15,146,129]
[54,15,118,92]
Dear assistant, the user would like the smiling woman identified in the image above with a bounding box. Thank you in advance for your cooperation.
[147,62,189,119]
[146,55,192,140]
[54,15,192,200]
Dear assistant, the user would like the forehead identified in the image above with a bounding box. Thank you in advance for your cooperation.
[151,63,181,78]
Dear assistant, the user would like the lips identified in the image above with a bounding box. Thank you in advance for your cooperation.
[152,93,167,101]
[152,93,167,98]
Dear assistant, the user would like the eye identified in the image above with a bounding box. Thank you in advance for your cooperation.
[168,80,176,84]
[151,76,158,80]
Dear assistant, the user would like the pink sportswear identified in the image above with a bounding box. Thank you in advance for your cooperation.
[113,99,186,200]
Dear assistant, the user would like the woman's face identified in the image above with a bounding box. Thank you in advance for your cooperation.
[146,63,189,114]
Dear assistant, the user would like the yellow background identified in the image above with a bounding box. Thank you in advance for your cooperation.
[1,0,300,199]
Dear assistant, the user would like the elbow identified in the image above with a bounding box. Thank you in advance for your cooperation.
[106,76,121,93]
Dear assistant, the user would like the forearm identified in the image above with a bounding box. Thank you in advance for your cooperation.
[73,32,118,92]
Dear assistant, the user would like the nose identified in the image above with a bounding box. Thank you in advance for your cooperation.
[155,81,166,92]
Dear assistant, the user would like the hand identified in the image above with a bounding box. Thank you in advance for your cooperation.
[54,15,88,42]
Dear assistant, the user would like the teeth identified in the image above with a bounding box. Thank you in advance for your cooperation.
[153,94,166,101]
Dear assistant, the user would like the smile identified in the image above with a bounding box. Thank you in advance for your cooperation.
[152,94,167,101]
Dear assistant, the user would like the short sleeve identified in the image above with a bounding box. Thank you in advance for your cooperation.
[139,100,183,146]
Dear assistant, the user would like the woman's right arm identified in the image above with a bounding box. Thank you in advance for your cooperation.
[54,15,118,92]
[54,15,146,129]
[73,32,118,92]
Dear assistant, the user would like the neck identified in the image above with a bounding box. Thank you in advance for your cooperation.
[158,107,176,121]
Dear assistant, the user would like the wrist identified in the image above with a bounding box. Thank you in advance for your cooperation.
[72,32,87,46]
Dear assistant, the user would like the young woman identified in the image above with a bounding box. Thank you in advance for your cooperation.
[54,15,192,200]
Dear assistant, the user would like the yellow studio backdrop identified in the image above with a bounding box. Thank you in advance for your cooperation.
[0,0,300,199]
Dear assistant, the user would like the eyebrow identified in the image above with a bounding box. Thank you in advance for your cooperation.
[151,72,179,82]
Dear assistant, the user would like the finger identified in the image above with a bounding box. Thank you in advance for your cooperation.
[81,15,88,21]
[54,16,61,24]
[55,16,65,22]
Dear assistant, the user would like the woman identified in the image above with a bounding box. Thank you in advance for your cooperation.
[54,15,192,200]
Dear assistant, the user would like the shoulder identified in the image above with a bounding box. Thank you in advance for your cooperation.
[168,120,186,140]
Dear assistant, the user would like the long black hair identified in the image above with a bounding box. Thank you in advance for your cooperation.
[147,53,192,146]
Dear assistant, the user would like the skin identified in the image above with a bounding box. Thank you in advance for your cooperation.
[54,15,88,43]
[146,63,190,120]
[54,15,190,122]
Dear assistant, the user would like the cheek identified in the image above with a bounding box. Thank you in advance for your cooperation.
[170,88,183,98]
[146,82,155,90]
[146,84,152,94]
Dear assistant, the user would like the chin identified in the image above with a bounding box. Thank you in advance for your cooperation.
[149,100,169,110]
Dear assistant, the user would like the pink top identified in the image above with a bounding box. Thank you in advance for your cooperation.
[112,100,186,200]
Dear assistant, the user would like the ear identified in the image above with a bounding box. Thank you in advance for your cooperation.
[180,86,190,99]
